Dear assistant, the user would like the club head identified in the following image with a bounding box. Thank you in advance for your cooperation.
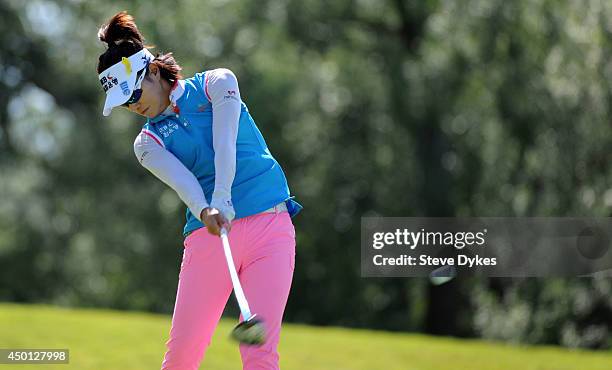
[231,316,266,345]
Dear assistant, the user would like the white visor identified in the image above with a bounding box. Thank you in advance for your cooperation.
[99,48,155,116]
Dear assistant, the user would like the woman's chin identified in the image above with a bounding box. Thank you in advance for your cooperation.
[146,106,164,118]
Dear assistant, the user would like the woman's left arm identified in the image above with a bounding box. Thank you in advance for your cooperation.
[206,68,242,222]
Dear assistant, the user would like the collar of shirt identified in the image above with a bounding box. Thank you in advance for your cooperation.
[149,79,186,124]
[169,79,185,107]
[160,104,174,116]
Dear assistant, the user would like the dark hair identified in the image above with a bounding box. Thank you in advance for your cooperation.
[97,11,182,83]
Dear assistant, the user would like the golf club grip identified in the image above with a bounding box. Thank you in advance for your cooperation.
[220,228,252,320]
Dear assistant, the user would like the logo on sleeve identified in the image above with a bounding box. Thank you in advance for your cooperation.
[224,90,239,102]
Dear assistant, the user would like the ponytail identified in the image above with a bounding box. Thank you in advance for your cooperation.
[97,11,144,49]
[97,11,182,82]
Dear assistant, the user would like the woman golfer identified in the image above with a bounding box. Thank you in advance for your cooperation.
[96,11,302,370]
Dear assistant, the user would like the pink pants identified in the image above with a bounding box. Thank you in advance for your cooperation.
[161,210,296,370]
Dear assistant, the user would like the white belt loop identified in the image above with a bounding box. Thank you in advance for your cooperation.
[259,201,287,215]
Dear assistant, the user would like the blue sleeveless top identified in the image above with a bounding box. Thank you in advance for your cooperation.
[142,71,303,236]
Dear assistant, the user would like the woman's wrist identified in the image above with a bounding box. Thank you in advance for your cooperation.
[200,207,216,221]
[199,207,232,235]
[210,191,235,222]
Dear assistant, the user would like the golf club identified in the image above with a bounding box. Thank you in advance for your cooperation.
[219,227,266,345]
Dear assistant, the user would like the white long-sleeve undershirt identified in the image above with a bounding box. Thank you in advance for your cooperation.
[207,68,241,221]
[134,131,210,221]
[132,68,242,222]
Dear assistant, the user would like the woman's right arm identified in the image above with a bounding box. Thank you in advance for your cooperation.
[133,130,210,223]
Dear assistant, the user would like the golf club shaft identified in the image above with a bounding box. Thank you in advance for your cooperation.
[220,228,253,320]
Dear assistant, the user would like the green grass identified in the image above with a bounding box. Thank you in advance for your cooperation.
[0,303,610,370]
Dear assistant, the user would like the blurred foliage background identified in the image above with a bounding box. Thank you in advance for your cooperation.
[0,0,611,349]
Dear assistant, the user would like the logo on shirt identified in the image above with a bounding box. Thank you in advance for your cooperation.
[157,121,180,138]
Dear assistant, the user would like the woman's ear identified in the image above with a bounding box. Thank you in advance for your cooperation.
[147,63,160,81]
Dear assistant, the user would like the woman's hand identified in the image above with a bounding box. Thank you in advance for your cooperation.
[200,207,232,236]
